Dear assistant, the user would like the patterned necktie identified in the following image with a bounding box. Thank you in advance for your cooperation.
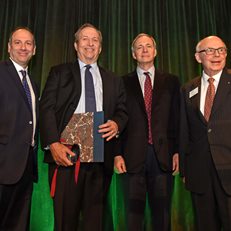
[204,77,215,121]
[20,70,32,110]
[144,72,153,144]
[85,65,96,112]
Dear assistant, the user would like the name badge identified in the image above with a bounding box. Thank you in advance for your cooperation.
[189,87,198,98]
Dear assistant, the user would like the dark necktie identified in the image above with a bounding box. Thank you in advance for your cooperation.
[144,72,153,144]
[20,70,32,110]
[204,77,215,121]
[85,65,96,112]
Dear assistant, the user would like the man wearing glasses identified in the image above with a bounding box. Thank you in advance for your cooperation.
[180,36,231,231]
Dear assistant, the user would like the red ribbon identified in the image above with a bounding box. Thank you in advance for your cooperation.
[50,145,80,198]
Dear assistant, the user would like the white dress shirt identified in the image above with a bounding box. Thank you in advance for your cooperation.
[10,58,36,146]
[136,66,155,96]
[75,59,103,113]
[200,70,222,115]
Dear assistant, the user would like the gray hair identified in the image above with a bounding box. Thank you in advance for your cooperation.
[74,23,102,44]
[131,33,156,51]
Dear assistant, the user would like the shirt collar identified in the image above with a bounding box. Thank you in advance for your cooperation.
[10,58,28,73]
[78,59,97,71]
[136,65,155,77]
[202,70,222,84]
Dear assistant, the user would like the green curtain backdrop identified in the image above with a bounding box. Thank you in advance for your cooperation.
[0,0,231,230]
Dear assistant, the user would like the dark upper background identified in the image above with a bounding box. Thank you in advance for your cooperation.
[1,0,231,94]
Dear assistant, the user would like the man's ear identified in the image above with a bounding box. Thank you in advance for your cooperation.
[74,42,78,51]
[132,51,137,60]
[195,52,202,63]
[8,43,11,53]
[154,48,157,58]
[33,46,36,56]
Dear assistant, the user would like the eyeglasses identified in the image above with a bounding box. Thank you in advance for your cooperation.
[197,47,227,55]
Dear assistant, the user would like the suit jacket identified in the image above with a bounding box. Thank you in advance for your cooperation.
[0,60,39,184]
[39,61,127,174]
[120,69,180,173]
[180,68,231,195]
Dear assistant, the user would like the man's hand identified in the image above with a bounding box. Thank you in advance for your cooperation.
[50,142,75,167]
[114,155,127,174]
[98,120,119,141]
[172,153,179,176]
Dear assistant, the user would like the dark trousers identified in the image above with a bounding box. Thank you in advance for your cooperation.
[123,145,173,231]
[49,163,111,231]
[0,149,34,231]
[192,156,231,231]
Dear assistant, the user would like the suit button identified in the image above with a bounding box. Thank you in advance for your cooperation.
[29,121,33,125]
[208,128,212,133]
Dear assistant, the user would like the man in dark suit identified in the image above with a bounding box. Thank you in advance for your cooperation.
[180,36,231,231]
[0,27,38,231]
[39,23,127,231]
[114,33,180,230]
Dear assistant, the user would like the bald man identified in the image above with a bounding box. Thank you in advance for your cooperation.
[180,36,231,231]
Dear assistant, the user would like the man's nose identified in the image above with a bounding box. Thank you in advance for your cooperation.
[214,49,221,56]
[143,46,148,52]
[89,39,94,46]
[20,43,26,49]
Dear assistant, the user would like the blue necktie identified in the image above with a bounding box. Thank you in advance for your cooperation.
[20,70,32,110]
[85,65,96,112]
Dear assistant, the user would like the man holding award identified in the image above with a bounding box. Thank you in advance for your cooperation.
[39,23,127,231]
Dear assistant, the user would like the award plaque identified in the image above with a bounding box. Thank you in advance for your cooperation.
[60,111,104,162]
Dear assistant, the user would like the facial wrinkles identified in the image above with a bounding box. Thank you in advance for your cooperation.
[76,28,101,64]
[9,30,35,67]
[135,42,153,54]
[134,37,155,69]
[199,38,226,75]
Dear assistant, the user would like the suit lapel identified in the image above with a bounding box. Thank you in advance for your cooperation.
[152,70,164,106]
[211,69,231,117]
[129,72,146,115]
[5,60,32,111]
[100,67,110,113]
[151,71,163,121]
[188,76,207,124]
[189,77,201,110]
[28,74,39,118]
[71,61,82,106]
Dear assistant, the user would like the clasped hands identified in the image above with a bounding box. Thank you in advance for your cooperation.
[50,120,119,166]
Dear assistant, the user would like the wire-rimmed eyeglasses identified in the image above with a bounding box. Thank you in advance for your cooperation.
[197,47,227,55]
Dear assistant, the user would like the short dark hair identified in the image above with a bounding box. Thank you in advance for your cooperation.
[9,26,36,45]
